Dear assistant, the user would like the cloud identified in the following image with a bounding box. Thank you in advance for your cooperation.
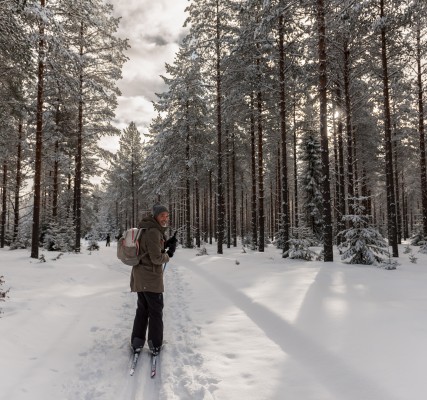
[118,41,179,100]
[113,96,156,131]
[143,34,169,47]
[105,0,188,141]
[111,0,187,42]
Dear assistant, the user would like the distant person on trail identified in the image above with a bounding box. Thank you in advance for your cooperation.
[106,233,111,247]
[130,204,177,355]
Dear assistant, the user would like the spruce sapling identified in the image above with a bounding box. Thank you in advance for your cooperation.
[338,198,389,265]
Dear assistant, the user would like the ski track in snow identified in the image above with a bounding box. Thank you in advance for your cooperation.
[179,255,401,400]
[2,244,427,400]
[160,263,219,400]
[49,246,216,400]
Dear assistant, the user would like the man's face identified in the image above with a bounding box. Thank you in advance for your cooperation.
[155,211,169,227]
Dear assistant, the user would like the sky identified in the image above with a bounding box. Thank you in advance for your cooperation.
[100,0,189,153]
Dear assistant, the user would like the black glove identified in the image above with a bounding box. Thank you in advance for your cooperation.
[166,249,175,258]
[167,241,176,253]
[165,234,178,249]
[165,232,178,254]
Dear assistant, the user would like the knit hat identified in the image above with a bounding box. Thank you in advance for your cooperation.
[152,204,169,217]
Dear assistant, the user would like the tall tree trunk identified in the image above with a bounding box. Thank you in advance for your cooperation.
[209,170,213,244]
[257,89,265,252]
[1,161,6,248]
[402,173,408,240]
[416,22,427,237]
[276,148,281,236]
[231,129,237,247]
[353,138,359,198]
[293,93,299,236]
[317,0,333,261]
[250,93,257,250]
[380,0,398,257]
[52,140,59,221]
[343,39,354,215]
[205,189,208,243]
[216,0,224,254]
[115,201,119,236]
[270,180,274,241]
[240,185,245,242]
[226,130,231,248]
[52,102,60,222]
[185,102,192,248]
[31,0,46,258]
[279,14,290,257]
[13,121,23,242]
[214,180,217,242]
[335,86,346,241]
[195,165,201,248]
[74,21,84,253]
[361,164,369,211]
[332,95,339,239]
[393,123,402,244]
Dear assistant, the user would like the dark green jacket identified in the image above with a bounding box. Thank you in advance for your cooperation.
[130,216,170,293]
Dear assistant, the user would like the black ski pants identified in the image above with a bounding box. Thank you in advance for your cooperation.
[131,291,164,349]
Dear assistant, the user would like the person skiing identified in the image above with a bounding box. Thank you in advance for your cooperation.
[106,233,111,247]
[130,204,177,355]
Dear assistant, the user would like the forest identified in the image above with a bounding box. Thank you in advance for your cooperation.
[1,0,427,264]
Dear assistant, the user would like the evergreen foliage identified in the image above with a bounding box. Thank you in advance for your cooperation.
[42,217,75,252]
[0,0,128,255]
[1,0,427,264]
[86,239,100,251]
[0,275,9,316]
[284,237,318,261]
[300,114,324,241]
[410,232,426,246]
[419,244,427,255]
[103,122,146,232]
[378,257,399,270]
[283,227,318,261]
[338,199,389,265]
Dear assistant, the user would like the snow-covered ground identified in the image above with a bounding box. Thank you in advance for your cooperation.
[1,242,427,400]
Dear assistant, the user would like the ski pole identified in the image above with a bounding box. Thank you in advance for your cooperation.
[163,263,168,272]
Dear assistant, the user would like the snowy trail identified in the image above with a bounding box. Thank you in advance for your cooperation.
[159,258,219,400]
[90,248,163,400]
[2,244,427,399]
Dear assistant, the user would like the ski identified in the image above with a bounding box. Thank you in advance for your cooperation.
[148,340,160,378]
[129,340,166,377]
[150,353,157,378]
[130,351,140,376]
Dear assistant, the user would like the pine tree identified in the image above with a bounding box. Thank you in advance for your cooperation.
[0,1,33,247]
[284,226,318,261]
[106,122,145,231]
[184,0,239,254]
[30,0,47,258]
[43,216,75,252]
[300,107,324,241]
[66,1,128,252]
[338,198,389,265]
[316,0,334,261]
[378,0,399,257]
[411,0,427,238]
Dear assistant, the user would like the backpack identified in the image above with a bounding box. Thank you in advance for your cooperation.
[117,228,145,266]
